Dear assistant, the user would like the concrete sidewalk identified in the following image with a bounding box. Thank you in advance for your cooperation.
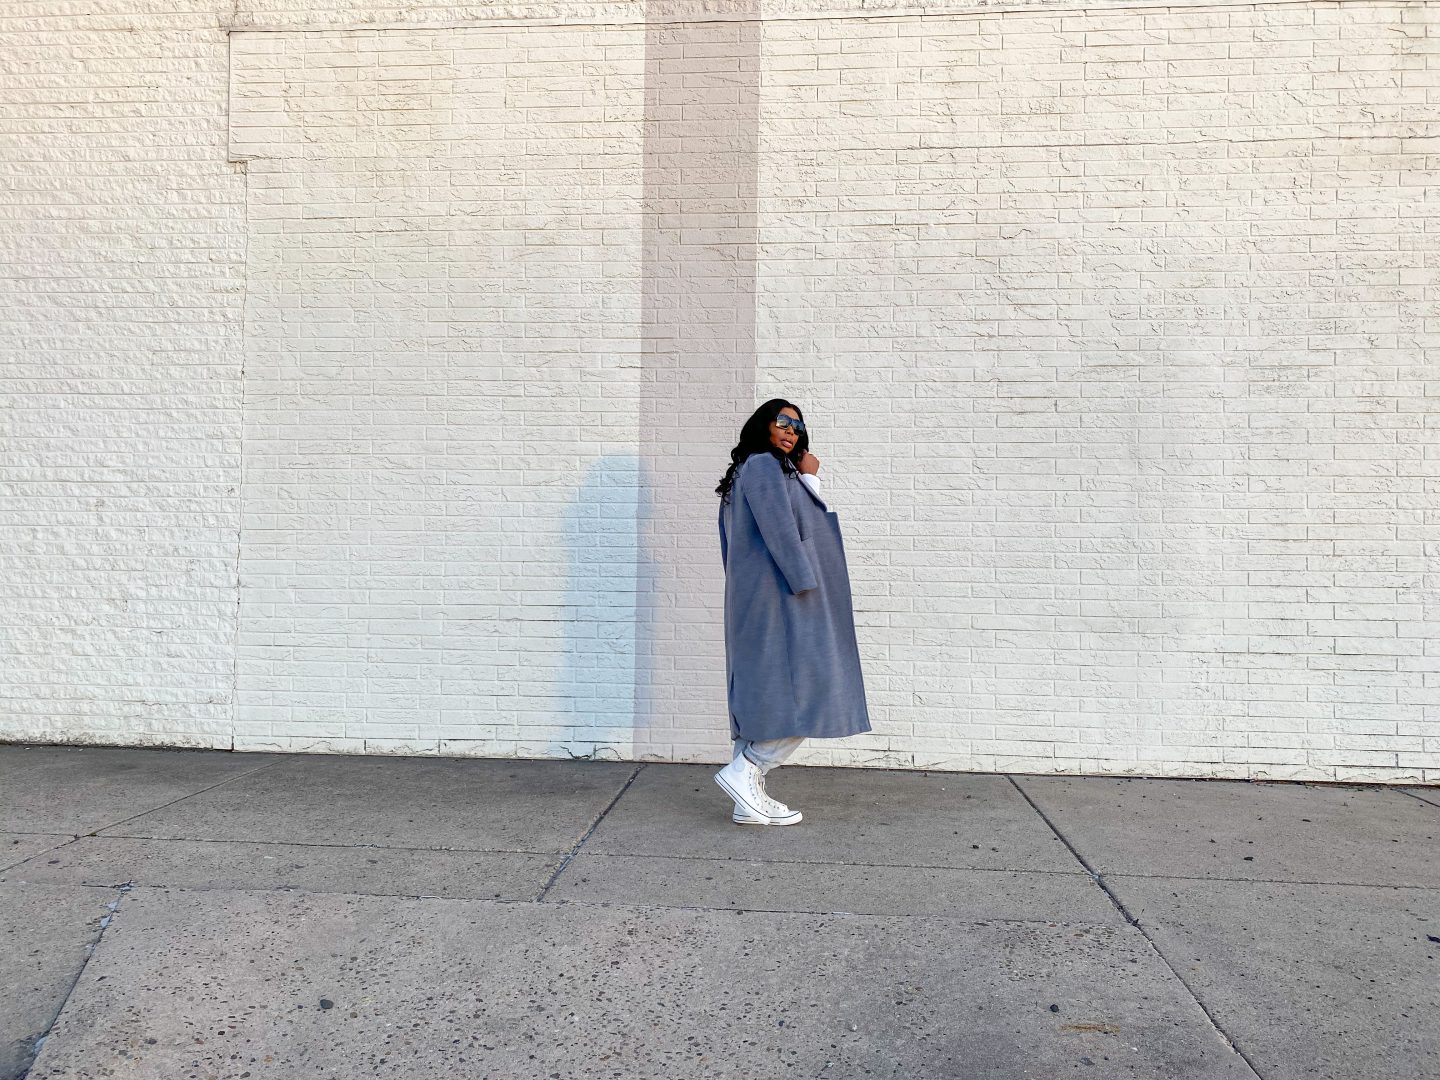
[2,746,1436,1080]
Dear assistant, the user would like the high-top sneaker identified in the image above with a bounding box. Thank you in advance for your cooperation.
[717,754,802,826]
[733,774,803,825]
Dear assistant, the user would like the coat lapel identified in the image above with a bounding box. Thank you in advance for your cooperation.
[795,473,827,511]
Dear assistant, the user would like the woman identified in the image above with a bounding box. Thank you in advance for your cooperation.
[713,399,871,825]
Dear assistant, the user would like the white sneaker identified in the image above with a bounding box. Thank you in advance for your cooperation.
[732,799,803,825]
[715,754,802,826]
[751,771,802,821]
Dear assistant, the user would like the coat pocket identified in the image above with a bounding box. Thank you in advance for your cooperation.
[797,534,819,586]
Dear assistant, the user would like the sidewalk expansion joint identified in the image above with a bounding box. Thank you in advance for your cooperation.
[0,834,87,875]
[80,834,564,856]
[533,896,1124,924]
[81,756,288,839]
[1007,775,1268,1080]
[551,850,1090,875]
[1101,870,1437,891]
[16,882,132,1080]
[535,763,645,902]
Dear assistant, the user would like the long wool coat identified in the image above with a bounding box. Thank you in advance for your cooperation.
[718,451,871,742]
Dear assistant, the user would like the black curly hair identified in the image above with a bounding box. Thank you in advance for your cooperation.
[715,398,809,503]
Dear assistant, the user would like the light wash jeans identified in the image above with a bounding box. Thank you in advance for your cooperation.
[732,736,805,775]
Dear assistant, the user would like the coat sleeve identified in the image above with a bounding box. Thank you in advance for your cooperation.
[718,501,729,571]
[741,454,818,595]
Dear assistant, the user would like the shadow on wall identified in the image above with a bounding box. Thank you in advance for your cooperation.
[555,454,643,760]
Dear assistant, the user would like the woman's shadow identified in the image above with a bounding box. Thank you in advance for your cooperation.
[555,454,642,760]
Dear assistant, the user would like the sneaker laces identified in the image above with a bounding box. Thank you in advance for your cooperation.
[736,758,765,802]
[753,772,792,815]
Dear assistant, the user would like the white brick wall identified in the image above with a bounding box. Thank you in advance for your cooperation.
[753,4,1440,781]
[0,0,244,748]
[2,1,1436,781]
[229,24,649,759]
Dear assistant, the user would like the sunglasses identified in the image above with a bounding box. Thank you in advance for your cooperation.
[774,415,806,435]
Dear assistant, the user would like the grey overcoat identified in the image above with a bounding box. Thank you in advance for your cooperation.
[718,451,871,742]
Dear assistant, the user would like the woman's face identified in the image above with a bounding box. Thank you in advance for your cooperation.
[768,407,803,455]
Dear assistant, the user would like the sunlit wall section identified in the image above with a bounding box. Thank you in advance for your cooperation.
[754,6,1436,780]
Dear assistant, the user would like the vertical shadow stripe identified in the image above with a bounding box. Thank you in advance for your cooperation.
[635,5,763,760]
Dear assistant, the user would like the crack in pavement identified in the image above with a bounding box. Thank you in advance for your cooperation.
[15,883,131,1080]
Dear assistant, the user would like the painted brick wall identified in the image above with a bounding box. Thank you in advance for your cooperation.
[2,1,1436,781]
[0,0,245,748]
[752,5,1440,780]
[228,23,650,759]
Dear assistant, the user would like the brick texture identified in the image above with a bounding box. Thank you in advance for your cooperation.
[2,1,1436,780]
[0,0,244,748]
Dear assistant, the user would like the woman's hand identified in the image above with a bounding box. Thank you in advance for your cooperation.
[797,451,820,476]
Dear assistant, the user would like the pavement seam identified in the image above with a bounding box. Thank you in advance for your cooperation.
[534,763,646,901]
[534,897,1122,925]
[1097,871,1438,891]
[14,880,1125,927]
[16,845,1432,894]
[83,755,290,838]
[0,835,82,874]
[61,834,1089,875]
[1007,775,1268,1080]
[533,850,1090,874]
[1401,788,1440,809]
[60,833,568,856]
[14,882,132,1080]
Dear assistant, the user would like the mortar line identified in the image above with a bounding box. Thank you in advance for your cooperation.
[1006,774,1268,1080]
[223,0,1394,34]
[15,885,130,1080]
[535,764,646,900]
